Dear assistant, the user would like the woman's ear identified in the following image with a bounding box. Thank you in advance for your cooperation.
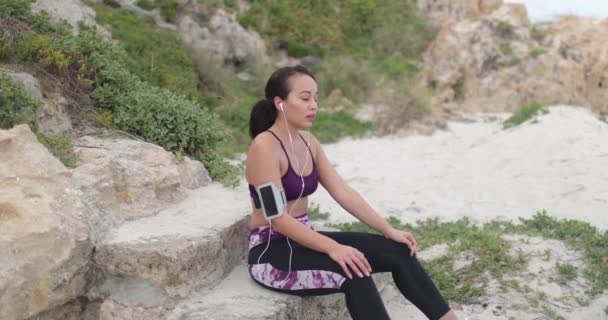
[273,97,284,112]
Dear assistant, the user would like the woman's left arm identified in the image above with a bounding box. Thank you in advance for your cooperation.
[309,133,417,255]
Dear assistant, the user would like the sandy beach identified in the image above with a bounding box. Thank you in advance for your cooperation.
[308,105,608,319]
[312,106,608,231]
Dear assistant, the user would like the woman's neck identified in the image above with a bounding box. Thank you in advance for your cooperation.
[270,121,300,142]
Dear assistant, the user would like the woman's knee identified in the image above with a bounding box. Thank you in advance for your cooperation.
[384,239,414,260]
[341,274,377,292]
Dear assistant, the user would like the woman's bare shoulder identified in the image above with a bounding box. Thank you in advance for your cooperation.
[299,131,320,146]
[299,131,322,155]
[248,131,277,154]
[246,132,282,183]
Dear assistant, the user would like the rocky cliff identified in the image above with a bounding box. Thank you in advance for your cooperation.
[417,0,608,117]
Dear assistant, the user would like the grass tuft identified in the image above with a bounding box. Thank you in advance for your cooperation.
[503,102,548,129]
[308,203,330,221]
[36,132,79,168]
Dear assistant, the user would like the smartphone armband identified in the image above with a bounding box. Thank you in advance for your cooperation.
[256,182,286,221]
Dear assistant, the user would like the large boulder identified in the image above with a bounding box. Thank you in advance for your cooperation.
[177,1,268,66]
[37,91,72,134]
[208,9,268,64]
[32,0,110,36]
[417,0,504,25]
[487,2,530,26]
[0,125,91,320]
[71,136,211,239]
[550,17,608,112]
[177,156,212,189]
[419,6,608,114]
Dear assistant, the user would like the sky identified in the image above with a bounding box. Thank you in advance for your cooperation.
[506,0,608,22]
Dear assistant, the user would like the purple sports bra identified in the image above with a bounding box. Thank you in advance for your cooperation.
[248,130,319,206]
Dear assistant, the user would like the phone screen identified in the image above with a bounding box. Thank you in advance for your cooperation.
[260,185,279,218]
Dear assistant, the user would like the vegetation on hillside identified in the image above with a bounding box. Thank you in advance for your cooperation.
[0,75,41,129]
[238,0,436,135]
[1,0,437,185]
[1,0,239,185]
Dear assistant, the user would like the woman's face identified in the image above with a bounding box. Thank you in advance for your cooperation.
[280,74,318,129]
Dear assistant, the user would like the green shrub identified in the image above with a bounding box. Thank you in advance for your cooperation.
[530,46,546,58]
[158,0,179,22]
[214,98,256,156]
[91,5,201,100]
[109,82,240,185]
[360,2,435,58]
[197,151,241,187]
[112,83,220,154]
[556,262,577,284]
[0,76,41,129]
[238,1,341,57]
[308,203,330,220]
[4,4,240,186]
[315,55,430,134]
[499,42,513,55]
[311,110,371,143]
[131,0,181,22]
[530,25,551,43]
[503,102,547,128]
[329,221,374,234]
[330,216,525,301]
[94,110,113,128]
[0,0,34,18]
[135,0,155,10]
[239,0,434,59]
[36,132,79,168]
[375,80,432,134]
[199,0,239,11]
[517,210,608,297]
[13,33,75,73]
[495,19,516,39]
[5,20,97,95]
[286,41,314,58]
[314,56,377,105]
[422,256,485,301]
[452,75,465,99]
[375,54,419,79]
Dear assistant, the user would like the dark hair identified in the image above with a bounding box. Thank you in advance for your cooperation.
[249,65,316,139]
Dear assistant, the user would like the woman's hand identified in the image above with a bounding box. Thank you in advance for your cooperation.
[384,227,418,256]
[328,244,372,279]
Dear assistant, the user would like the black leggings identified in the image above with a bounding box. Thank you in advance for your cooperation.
[248,231,451,320]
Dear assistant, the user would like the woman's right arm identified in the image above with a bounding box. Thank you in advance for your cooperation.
[246,135,371,278]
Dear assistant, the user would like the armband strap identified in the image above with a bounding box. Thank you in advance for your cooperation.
[256,182,286,221]
[252,193,261,209]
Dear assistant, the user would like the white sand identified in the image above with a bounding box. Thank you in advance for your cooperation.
[312,106,608,230]
[382,233,608,320]
[308,105,608,319]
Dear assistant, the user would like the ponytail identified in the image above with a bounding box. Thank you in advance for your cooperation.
[249,65,316,139]
[249,99,277,139]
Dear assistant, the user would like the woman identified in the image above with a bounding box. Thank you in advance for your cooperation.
[246,65,458,320]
